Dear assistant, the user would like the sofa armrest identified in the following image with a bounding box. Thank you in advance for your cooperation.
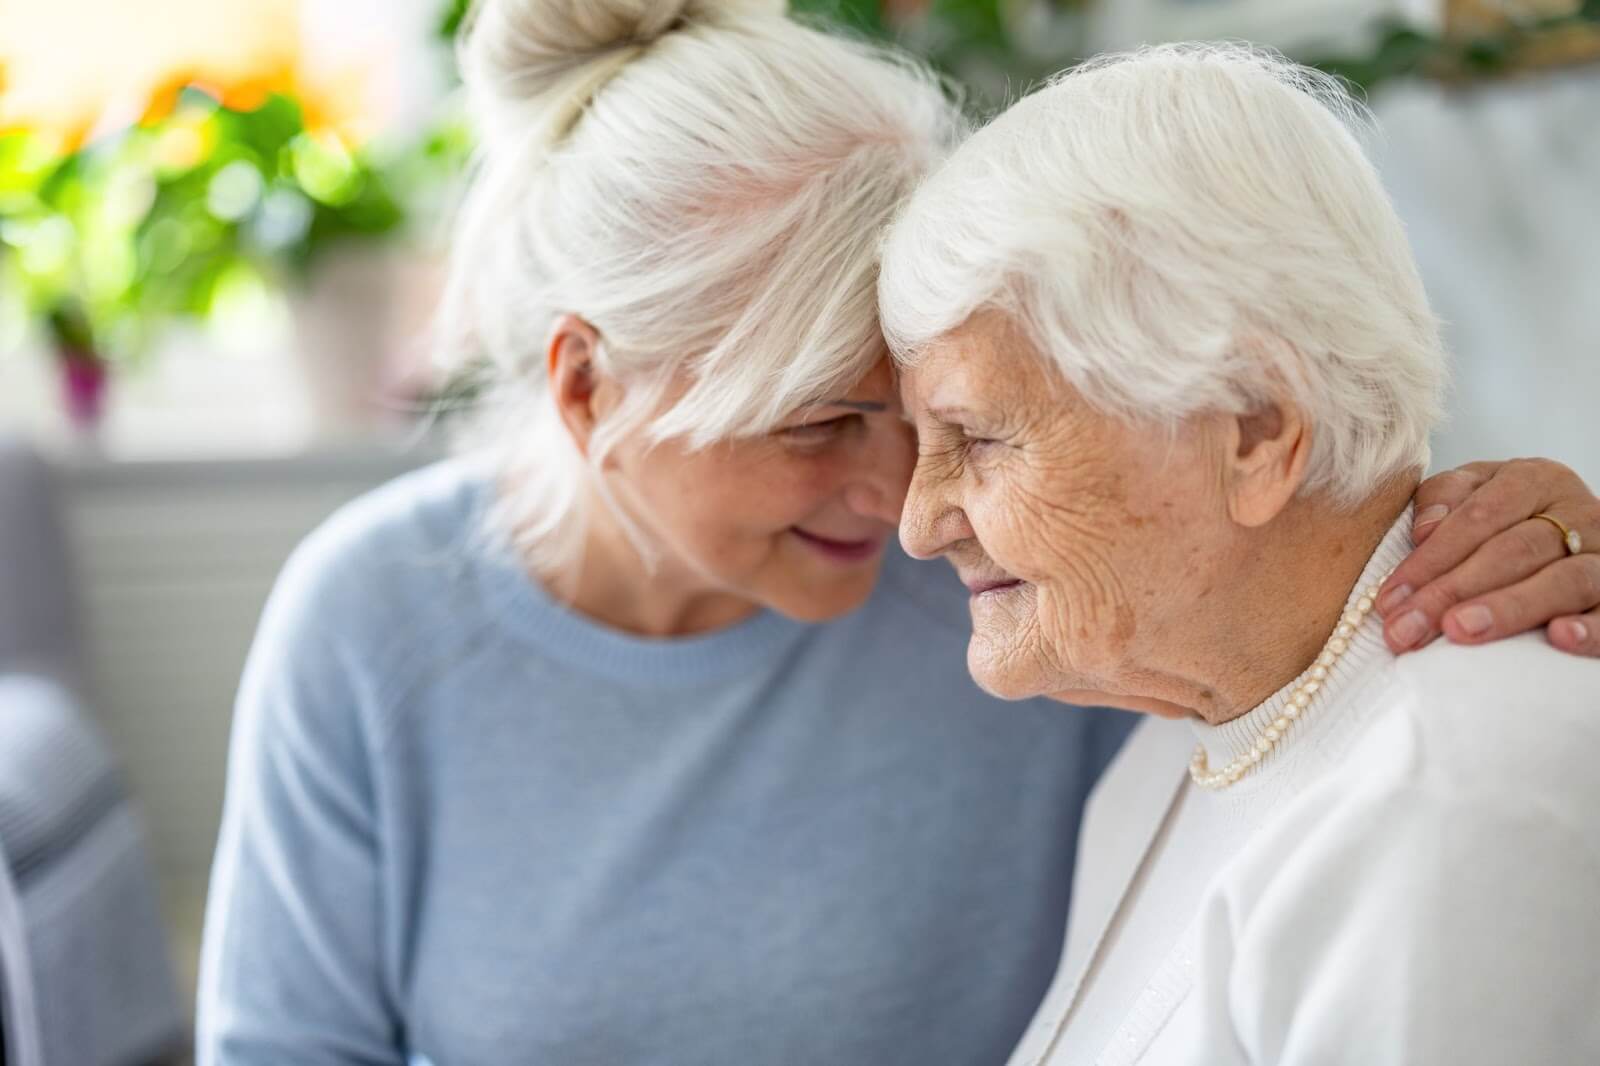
[0,674,185,1066]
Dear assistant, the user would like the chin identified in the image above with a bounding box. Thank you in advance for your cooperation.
[766,568,882,624]
[966,640,1047,701]
[1047,688,1193,718]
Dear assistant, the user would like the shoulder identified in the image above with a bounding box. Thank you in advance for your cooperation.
[1215,644,1600,953]
[247,458,494,710]
[1379,633,1600,810]
[1391,629,1599,714]
[270,459,486,625]
[1231,634,1600,900]
[282,457,486,593]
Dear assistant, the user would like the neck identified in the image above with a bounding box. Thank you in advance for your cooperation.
[1186,478,1417,725]
[535,488,760,640]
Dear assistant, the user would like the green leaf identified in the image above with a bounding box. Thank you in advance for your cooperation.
[437,0,472,42]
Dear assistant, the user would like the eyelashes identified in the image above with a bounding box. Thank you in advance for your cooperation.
[914,425,1003,468]
[779,413,864,444]
[947,424,1001,455]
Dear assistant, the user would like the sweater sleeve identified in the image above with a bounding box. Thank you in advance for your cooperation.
[1192,783,1600,1066]
[195,541,404,1066]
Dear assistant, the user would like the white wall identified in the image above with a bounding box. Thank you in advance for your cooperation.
[1374,69,1600,488]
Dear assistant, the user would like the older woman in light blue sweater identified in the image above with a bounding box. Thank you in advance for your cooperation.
[195,4,1600,1065]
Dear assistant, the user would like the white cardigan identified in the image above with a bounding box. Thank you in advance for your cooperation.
[1011,514,1600,1066]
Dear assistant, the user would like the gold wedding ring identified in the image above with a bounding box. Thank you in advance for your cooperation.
[1531,512,1583,556]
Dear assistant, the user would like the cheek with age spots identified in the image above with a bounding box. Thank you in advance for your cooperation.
[959,433,1146,694]
[976,407,1214,699]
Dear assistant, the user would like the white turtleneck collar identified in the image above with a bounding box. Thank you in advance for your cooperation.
[1189,504,1415,792]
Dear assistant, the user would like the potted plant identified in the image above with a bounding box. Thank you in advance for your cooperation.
[0,84,468,436]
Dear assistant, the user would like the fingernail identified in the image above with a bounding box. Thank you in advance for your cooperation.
[1415,504,1449,528]
[1453,604,1493,636]
[1390,610,1429,648]
[1558,619,1590,646]
[1378,584,1413,615]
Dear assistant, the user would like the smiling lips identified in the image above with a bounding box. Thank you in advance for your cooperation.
[964,576,1024,597]
[792,528,887,563]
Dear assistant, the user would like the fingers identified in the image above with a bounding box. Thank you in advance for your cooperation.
[1549,611,1600,657]
[1379,459,1557,617]
[1409,464,1498,544]
[1381,515,1571,653]
[1434,552,1600,646]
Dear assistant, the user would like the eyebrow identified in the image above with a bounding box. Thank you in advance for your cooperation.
[821,400,889,413]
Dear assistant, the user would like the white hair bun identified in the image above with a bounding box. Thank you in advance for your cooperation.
[463,0,786,142]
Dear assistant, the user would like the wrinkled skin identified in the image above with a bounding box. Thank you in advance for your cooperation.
[893,310,1600,720]
[896,312,1258,717]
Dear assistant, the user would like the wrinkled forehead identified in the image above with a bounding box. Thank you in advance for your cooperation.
[896,312,1034,416]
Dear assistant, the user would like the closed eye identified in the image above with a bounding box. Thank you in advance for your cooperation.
[780,414,862,444]
[935,423,1001,455]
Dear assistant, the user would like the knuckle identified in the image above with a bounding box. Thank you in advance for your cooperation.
[1509,524,1553,566]
[1491,589,1534,627]
[1413,581,1462,614]
[1571,556,1600,605]
[1460,499,1499,528]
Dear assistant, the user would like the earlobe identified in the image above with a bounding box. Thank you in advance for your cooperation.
[1225,401,1311,528]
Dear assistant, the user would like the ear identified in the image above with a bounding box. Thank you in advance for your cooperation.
[546,314,617,457]
[1222,398,1312,528]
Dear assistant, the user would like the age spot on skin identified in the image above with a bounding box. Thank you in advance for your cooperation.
[1113,603,1138,646]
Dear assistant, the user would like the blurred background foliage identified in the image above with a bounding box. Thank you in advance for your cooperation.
[0,94,469,365]
[3,0,1598,379]
[0,1,470,376]
[794,0,1600,104]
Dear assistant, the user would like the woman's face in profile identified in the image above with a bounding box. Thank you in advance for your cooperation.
[895,312,1234,715]
[607,357,919,623]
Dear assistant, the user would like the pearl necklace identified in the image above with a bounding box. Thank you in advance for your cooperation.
[1189,568,1393,790]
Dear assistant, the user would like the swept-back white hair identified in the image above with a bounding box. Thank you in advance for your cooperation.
[879,43,1447,505]
[439,0,961,571]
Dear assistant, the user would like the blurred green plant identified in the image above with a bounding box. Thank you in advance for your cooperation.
[1312,1,1600,92]
[0,87,474,370]
[794,0,1600,106]
[438,0,474,43]
[8,0,1596,384]
[792,0,1094,111]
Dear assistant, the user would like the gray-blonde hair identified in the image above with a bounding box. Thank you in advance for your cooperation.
[437,0,961,571]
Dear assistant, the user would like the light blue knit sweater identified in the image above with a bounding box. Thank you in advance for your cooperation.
[196,460,1132,1066]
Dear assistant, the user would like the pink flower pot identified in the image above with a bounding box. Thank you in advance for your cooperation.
[59,349,109,430]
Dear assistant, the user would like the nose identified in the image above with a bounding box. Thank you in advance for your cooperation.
[842,418,915,526]
[899,451,970,561]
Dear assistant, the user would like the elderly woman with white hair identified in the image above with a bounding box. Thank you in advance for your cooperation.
[880,44,1600,1066]
[196,2,1600,1061]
